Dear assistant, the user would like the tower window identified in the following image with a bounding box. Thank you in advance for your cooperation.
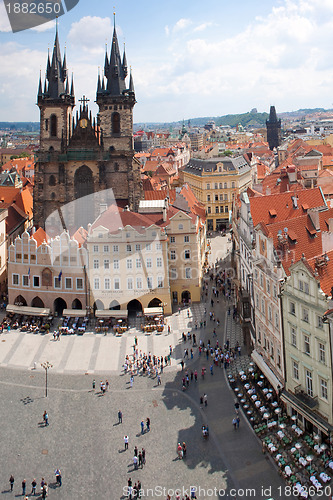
[49,175,56,186]
[59,164,65,183]
[51,192,56,200]
[45,119,48,131]
[50,114,57,137]
[112,112,120,134]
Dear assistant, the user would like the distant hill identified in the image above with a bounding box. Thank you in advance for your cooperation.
[2,108,333,133]
[0,122,39,132]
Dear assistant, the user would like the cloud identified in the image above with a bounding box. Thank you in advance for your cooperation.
[68,16,113,55]
[164,25,170,37]
[173,18,192,32]
[193,22,214,32]
[31,20,55,32]
[0,0,11,32]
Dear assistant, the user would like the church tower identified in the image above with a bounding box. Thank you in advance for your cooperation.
[34,19,142,231]
[266,105,281,150]
[96,15,142,212]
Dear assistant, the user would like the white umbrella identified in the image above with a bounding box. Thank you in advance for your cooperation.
[295,442,302,449]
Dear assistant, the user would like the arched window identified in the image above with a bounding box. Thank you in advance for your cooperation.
[50,115,57,137]
[42,268,52,287]
[49,175,56,186]
[112,112,120,134]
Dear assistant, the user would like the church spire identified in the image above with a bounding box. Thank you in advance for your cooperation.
[70,73,75,97]
[122,43,128,79]
[37,70,43,98]
[129,67,135,94]
[268,105,278,123]
[45,23,67,99]
[104,14,127,95]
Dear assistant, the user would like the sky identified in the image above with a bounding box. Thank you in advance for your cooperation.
[1,0,333,124]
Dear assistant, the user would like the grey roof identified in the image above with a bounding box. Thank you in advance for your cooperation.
[182,156,251,177]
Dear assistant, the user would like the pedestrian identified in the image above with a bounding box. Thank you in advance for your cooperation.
[118,410,123,424]
[146,417,150,432]
[43,410,49,426]
[232,417,237,430]
[124,435,129,450]
[182,442,187,458]
[236,416,240,428]
[142,447,146,465]
[92,379,95,390]
[9,475,14,492]
[138,451,142,468]
[180,360,184,370]
[22,479,26,495]
[177,442,183,459]
[133,454,138,470]
[210,364,213,375]
[157,374,161,385]
[130,376,134,388]
[105,379,109,390]
[203,393,208,406]
[141,420,144,434]
[194,370,197,382]
[31,478,37,495]
[41,483,48,499]
[134,335,138,346]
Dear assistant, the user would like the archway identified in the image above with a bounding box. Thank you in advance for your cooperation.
[72,298,82,310]
[14,295,27,306]
[93,300,104,312]
[53,297,67,315]
[181,290,191,305]
[74,165,94,200]
[31,296,45,308]
[127,299,142,317]
[148,297,162,308]
[74,165,94,227]
[109,300,120,310]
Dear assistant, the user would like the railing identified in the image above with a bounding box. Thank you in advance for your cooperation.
[294,385,319,409]
[36,150,112,163]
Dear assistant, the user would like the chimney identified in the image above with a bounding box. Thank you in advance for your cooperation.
[308,209,320,231]
[163,206,167,222]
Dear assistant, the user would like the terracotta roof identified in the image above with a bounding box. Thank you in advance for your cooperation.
[259,214,323,275]
[249,187,326,227]
[307,249,333,295]
[144,189,177,204]
[72,226,88,247]
[31,228,49,247]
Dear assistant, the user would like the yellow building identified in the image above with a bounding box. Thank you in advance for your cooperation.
[181,156,252,231]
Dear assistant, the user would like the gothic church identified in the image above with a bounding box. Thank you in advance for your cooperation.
[34,19,143,230]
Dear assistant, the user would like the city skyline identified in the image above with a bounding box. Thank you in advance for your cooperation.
[1,0,333,123]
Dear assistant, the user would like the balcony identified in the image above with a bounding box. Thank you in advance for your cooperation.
[294,385,318,409]
[36,150,112,163]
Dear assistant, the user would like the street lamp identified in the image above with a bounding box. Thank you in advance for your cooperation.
[41,361,53,398]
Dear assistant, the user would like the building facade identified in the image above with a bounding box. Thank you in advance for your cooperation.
[34,22,142,230]
[181,156,252,231]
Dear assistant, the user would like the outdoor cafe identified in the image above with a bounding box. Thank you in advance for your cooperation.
[95,309,128,335]
[141,307,164,334]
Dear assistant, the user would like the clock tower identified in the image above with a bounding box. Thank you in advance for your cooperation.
[34,19,142,231]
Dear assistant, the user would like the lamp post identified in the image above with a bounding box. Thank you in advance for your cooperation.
[41,361,53,398]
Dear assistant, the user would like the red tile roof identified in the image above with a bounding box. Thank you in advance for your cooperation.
[249,187,326,227]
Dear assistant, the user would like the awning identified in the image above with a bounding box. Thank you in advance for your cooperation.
[6,305,51,317]
[95,309,128,318]
[251,350,282,391]
[143,307,163,316]
[62,309,87,317]
[281,390,333,435]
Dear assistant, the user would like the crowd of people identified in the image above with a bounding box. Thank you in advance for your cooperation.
[8,470,61,498]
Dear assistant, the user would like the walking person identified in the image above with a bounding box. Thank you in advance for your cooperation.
[236,416,240,428]
[92,379,95,391]
[22,479,26,496]
[177,442,183,459]
[124,435,129,450]
[232,417,237,430]
[31,478,37,495]
[142,447,146,466]
[203,393,208,407]
[157,374,161,385]
[182,442,187,458]
[141,420,145,434]
[130,376,134,388]
[146,417,150,432]
[9,474,14,491]
[118,410,123,424]
[43,410,49,426]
